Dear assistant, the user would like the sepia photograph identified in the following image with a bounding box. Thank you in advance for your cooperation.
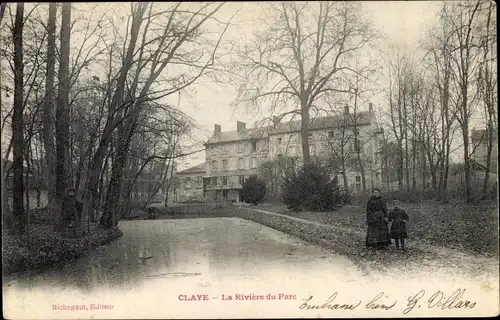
[1,1,498,319]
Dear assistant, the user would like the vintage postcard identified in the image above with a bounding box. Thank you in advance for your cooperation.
[1,1,499,319]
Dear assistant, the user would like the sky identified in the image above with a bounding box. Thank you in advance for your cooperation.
[0,2,488,168]
[165,1,444,169]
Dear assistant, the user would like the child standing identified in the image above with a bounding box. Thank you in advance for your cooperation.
[388,200,409,250]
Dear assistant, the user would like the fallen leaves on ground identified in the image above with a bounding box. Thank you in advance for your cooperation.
[255,200,499,256]
[3,210,123,275]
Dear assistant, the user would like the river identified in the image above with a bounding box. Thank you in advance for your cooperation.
[3,218,498,318]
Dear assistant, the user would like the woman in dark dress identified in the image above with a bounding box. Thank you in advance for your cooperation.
[365,188,391,249]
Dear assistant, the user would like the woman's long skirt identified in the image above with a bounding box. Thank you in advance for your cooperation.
[366,211,391,247]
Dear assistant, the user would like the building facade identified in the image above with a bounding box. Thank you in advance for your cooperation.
[202,103,383,201]
[203,122,269,201]
[175,162,206,201]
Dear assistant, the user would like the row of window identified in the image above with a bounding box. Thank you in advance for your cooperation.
[206,175,247,186]
[273,129,360,145]
[237,141,259,153]
[210,156,268,171]
[213,130,363,157]
[183,176,203,189]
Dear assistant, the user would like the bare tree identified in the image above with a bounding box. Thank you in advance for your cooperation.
[232,2,376,164]
[43,3,56,217]
[78,3,231,229]
[11,3,26,234]
[422,3,458,200]
[386,48,409,191]
[2,4,51,228]
[477,0,497,198]
[54,2,72,230]
[446,1,483,202]
[324,101,354,196]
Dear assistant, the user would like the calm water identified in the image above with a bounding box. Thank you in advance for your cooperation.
[4,218,364,292]
[3,218,498,319]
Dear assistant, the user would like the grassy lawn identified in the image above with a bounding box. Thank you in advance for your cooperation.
[252,200,499,256]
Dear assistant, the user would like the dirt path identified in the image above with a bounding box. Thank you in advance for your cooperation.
[239,207,500,281]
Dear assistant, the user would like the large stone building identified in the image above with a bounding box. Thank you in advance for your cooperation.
[200,103,384,202]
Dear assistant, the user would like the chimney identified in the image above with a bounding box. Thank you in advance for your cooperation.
[237,121,246,133]
[214,124,221,136]
[344,105,349,115]
[369,103,373,114]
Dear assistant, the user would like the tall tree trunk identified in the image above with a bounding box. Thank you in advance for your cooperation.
[101,114,142,228]
[164,158,174,206]
[74,146,87,192]
[341,161,348,195]
[411,139,417,191]
[54,3,72,231]
[101,135,130,228]
[442,143,450,199]
[462,125,472,202]
[81,4,147,225]
[95,157,105,218]
[145,160,170,207]
[481,1,495,199]
[25,145,31,239]
[300,103,311,164]
[44,3,57,220]
[403,90,411,193]
[381,135,391,190]
[0,3,6,24]
[404,137,410,192]
[427,146,437,191]
[353,91,366,193]
[421,142,427,191]
[482,130,493,198]
[12,3,26,235]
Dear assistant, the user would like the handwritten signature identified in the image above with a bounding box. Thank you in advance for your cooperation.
[300,292,395,311]
[403,289,477,314]
[299,289,477,314]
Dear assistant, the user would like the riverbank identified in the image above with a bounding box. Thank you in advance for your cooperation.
[3,208,123,275]
[245,200,499,256]
[121,203,499,278]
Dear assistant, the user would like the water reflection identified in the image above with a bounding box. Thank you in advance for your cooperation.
[6,218,358,294]
[4,218,499,319]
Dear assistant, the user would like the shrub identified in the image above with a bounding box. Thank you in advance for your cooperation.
[242,176,267,205]
[282,162,341,211]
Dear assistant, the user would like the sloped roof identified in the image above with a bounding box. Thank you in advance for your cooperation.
[176,162,206,175]
[273,112,371,134]
[206,112,372,145]
[206,127,270,145]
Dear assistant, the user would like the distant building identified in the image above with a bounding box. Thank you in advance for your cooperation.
[1,158,48,210]
[128,160,177,203]
[471,128,498,169]
[203,103,383,201]
[175,162,206,201]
